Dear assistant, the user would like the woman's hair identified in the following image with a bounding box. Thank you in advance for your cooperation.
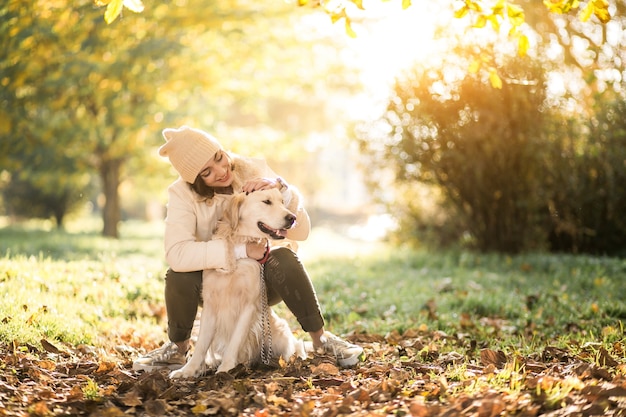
[190,175,217,199]
[189,151,235,199]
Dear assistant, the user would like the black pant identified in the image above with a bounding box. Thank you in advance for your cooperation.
[164,247,325,343]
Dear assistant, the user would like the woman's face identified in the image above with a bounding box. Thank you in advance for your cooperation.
[198,150,233,188]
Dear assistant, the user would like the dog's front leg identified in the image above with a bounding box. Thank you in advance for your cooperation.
[216,305,255,374]
[170,308,217,379]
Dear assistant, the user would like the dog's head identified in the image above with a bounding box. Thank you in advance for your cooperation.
[225,188,296,240]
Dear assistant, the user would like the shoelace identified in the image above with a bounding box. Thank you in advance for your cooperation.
[150,343,176,361]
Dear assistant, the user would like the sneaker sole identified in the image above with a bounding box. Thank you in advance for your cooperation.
[337,351,366,368]
[132,362,185,372]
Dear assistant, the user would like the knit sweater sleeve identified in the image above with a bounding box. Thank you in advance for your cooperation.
[163,180,233,272]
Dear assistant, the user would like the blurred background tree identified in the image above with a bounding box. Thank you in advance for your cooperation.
[0,0,357,237]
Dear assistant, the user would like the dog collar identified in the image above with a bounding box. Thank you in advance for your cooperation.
[257,242,271,265]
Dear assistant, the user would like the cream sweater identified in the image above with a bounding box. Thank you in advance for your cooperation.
[163,155,310,272]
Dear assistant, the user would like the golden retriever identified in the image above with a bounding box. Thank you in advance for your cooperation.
[170,188,306,379]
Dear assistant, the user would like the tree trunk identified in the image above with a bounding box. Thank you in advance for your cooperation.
[100,158,122,238]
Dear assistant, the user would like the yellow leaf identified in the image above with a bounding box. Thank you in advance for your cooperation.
[191,403,207,414]
[402,0,411,9]
[474,14,487,28]
[507,3,525,26]
[489,68,503,89]
[330,11,342,24]
[351,0,364,10]
[517,33,530,57]
[104,0,123,23]
[454,5,469,18]
[297,0,308,5]
[345,18,357,38]
[468,1,482,12]
[543,0,579,13]
[488,15,500,31]
[592,0,610,23]
[492,0,505,15]
[579,1,594,21]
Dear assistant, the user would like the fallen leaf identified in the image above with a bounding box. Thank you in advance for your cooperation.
[480,349,507,368]
[40,339,62,354]
[311,362,339,376]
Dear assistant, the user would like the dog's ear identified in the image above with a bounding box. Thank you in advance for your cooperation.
[228,193,246,231]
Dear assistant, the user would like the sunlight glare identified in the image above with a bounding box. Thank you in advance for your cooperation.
[346,1,458,88]
[318,1,465,118]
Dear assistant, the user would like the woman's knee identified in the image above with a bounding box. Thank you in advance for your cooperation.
[165,269,202,298]
[269,247,300,267]
[266,247,310,289]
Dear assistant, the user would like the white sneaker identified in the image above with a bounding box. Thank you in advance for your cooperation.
[317,332,365,367]
[132,342,187,372]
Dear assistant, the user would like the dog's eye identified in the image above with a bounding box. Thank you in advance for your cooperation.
[263,200,271,205]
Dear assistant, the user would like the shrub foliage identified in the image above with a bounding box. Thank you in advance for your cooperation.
[358,58,626,254]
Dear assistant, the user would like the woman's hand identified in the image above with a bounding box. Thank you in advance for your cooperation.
[246,241,268,260]
[242,178,280,194]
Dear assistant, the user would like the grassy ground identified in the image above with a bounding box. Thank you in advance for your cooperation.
[0,219,625,416]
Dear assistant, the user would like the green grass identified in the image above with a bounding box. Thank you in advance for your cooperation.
[309,249,626,349]
[1,218,625,358]
[0,218,168,348]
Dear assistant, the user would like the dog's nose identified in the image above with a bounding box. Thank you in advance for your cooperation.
[285,214,296,227]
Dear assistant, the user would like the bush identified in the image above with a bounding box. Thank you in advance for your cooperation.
[546,95,626,255]
[357,58,626,255]
[359,57,551,253]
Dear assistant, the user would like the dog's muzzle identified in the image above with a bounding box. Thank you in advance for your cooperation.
[257,214,296,240]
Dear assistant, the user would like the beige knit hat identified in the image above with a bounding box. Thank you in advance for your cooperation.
[159,126,222,183]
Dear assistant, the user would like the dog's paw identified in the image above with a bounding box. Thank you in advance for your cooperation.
[169,369,185,379]
[169,366,201,379]
[295,340,307,359]
[216,361,236,374]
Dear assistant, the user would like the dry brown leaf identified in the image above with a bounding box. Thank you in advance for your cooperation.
[29,401,51,417]
[477,397,505,417]
[67,384,84,401]
[144,398,168,416]
[34,359,56,371]
[480,349,507,368]
[311,362,339,376]
[96,359,118,373]
[40,338,62,354]
[409,399,430,417]
[90,406,127,417]
[597,346,619,367]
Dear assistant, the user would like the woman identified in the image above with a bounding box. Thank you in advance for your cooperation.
[133,126,364,372]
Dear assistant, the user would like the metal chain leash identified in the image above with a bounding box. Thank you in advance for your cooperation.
[259,263,273,365]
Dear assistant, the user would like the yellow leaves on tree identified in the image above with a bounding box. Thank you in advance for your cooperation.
[544,0,610,23]
[96,0,144,24]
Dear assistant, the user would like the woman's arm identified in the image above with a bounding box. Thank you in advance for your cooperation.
[163,180,235,272]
